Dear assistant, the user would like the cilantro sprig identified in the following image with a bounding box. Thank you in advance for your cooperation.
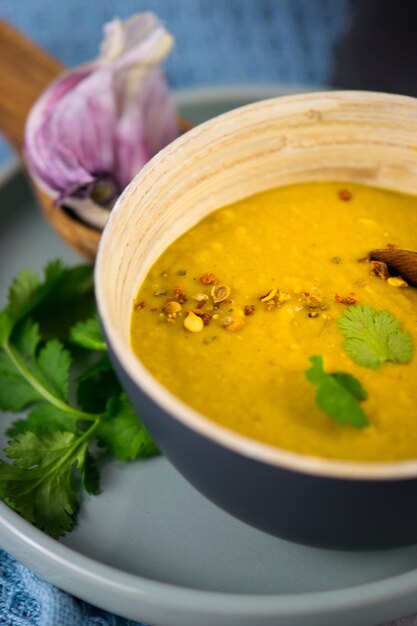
[306,355,369,428]
[337,304,413,370]
[0,261,158,537]
[307,304,414,427]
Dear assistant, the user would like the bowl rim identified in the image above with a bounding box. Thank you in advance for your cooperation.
[96,89,417,482]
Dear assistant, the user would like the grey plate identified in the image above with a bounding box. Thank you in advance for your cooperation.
[0,86,416,626]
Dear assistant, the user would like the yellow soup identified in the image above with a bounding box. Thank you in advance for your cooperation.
[131,182,417,461]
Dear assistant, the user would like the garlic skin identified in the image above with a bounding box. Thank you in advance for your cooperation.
[24,12,178,230]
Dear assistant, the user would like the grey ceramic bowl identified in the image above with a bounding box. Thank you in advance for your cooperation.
[95,91,417,550]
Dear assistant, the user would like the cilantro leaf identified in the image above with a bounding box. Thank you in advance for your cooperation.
[13,318,41,359]
[97,394,159,461]
[8,268,40,320]
[0,320,71,411]
[0,349,42,411]
[0,430,88,537]
[7,404,78,438]
[330,371,368,401]
[5,429,74,468]
[69,316,106,351]
[337,304,413,370]
[37,340,71,402]
[306,355,369,428]
[77,357,121,413]
[2,261,95,343]
[32,264,95,340]
[0,260,158,537]
[7,261,67,326]
[80,452,101,495]
[0,310,13,344]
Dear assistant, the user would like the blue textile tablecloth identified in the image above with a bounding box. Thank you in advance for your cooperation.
[3,1,409,626]
[0,0,352,163]
[0,550,140,626]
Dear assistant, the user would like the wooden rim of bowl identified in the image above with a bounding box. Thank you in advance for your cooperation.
[96,90,417,481]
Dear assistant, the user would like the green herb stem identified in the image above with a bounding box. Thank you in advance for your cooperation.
[0,260,158,536]
[3,341,102,422]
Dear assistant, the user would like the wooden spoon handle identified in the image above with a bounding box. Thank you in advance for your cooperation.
[0,20,64,154]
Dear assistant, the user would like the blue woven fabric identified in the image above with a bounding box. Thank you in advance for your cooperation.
[0,549,143,625]
[0,0,352,163]
[1,0,352,86]
[0,1,360,625]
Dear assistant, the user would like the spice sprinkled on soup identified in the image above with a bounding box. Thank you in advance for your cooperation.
[131,182,417,461]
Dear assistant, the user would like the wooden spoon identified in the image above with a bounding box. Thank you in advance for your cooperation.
[369,249,417,287]
[0,20,192,261]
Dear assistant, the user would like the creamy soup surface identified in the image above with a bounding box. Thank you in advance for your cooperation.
[131,182,417,461]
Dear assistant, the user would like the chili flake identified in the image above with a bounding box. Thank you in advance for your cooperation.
[200,272,217,285]
[174,285,188,304]
[193,294,209,309]
[335,293,357,305]
[192,309,214,325]
[338,189,352,201]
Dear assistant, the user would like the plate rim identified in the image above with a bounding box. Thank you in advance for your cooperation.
[3,497,417,613]
[1,84,417,625]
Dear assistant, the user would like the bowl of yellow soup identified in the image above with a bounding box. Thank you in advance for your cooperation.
[95,91,417,549]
